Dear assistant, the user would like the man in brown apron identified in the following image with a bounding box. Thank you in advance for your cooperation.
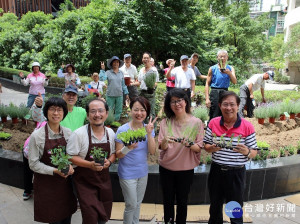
[66,99,116,224]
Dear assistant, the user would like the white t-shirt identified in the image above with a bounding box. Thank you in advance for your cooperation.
[89,81,106,93]
[245,74,265,92]
[171,66,196,89]
[138,67,159,90]
[120,64,138,81]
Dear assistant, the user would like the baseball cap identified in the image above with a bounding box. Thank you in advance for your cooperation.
[191,53,199,58]
[64,85,78,94]
[180,55,189,61]
[266,71,275,81]
[124,54,131,59]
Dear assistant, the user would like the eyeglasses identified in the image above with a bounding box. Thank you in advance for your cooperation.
[170,98,184,106]
[221,103,237,108]
[90,109,106,115]
[48,107,64,113]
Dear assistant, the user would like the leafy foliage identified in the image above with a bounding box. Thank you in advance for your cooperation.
[49,146,72,171]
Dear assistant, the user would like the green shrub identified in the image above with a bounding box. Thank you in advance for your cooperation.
[105,110,115,126]
[0,66,30,80]
[144,72,157,89]
[279,147,286,157]
[269,150,279,158]
[286,145,297,156]
[257,141,270,149]
[7,103,19,118]
[0,104,9,117]
[254,105,268,119]
[260,150,269,160]
[17,103,30,119]
[192,105,209,122]
[266,103,281,118]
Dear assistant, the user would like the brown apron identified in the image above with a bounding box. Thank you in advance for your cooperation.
[33,125,77,223]
[73,125,113,224]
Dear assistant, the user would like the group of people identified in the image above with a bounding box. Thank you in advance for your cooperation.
[18,49,274,224]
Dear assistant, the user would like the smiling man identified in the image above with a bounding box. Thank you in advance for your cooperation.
[66,99,116,224]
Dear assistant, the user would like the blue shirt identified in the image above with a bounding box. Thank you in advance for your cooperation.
[105,70,129,96]
[115,123,155,179]
[210,64,232,88]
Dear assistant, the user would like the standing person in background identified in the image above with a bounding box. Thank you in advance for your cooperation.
[204,91,257,224]
[205,50,237,120]
[164,59,176,92]
[115,97,157,224]
[166,55,196,101]
[189,53,207,80]
[58,64,81,88]
[28,97,77,224]
[19,62,49,108]
[89,72,107,98]
[120,54,139,101]
[158,88,204,224]
[99,61,107,81]
[106,56,129,121]
[238,71,274,118]
[137,52,159,121]
[67,99,116,224]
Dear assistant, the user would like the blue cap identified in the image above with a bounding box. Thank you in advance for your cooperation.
[180,55,189,61]
[266,70,274,81]
[124,54,131,59]
[64,85,78,94]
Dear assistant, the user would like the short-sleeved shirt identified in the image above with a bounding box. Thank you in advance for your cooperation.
[120,64,138,81]
[170,66,196,89]
[89,81,106,94]
[115,123,155,179]
[60,107,86,132]
[245,74,265,91]
[203,115,257,167]
[138,67,159,90]
[158,115,204,171]
[188,64,201,77]
[66,125,116,165]
[164,67,175,88]
[210,64,232,89]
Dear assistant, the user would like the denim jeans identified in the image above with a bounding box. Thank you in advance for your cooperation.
[27,94,45,108]
[119,175,148,224]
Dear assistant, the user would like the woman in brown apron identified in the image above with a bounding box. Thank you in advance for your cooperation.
[28,97,77,224]
[67,99,115,224]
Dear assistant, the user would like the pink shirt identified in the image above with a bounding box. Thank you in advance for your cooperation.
[21,72,48,95]
[164,67,175,88]
[158,115,204,171]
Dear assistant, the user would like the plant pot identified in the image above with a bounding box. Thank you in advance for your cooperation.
[61,166,69,175]
[147,88,154,94]
[12,117,19,124]
[220,68,226,73]
[297,113,300,118]
[1,116,7,123]
[290,113,296,119]
[279,114,285,121]
[94,157,105,166]
[124,77,131,86]
[269,117,275,124]
[258,118,264,125]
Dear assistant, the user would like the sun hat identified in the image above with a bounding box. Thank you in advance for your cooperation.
[64,85,78,94]
[191,53,199,59]
[65,64,75,72]
[180,55,189,61]
[166,59,174,65]
[266,70,275,81]
[107,56,124,69]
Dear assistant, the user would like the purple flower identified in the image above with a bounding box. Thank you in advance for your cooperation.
[90,155,93,159]
[48,150,52,155]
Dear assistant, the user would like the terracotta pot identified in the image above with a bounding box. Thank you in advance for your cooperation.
[297,113,300,118]
[269,117,275,124]
[12,117,19,124]
[258,118,264,125]
[279,114,285,121]
[290,113,296,119]
[1,116,7,123]
[124,77,131,86]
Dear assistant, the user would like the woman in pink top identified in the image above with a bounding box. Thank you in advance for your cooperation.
[158,88,204,224]
[19,62,48,108]
[164,59,176,92]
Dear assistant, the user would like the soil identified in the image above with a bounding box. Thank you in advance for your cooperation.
[1,117,300,165]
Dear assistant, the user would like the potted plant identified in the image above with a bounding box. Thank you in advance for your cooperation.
[283,99,297,119]
[104,110,115,127]
[0,131,12,140]
[269,150,279,159]
[117,127,147,146]
[49,146,72,175]
[212,133,242,150]
[0,104,8,123]
[18,103,30,124]
[90,147,108,166]
[279,147,286,157]
[294,100,300,118]
[254,104,268,124]
[256,141,270,150]
[144,72,157,94]
[266,103,280,123]
[7,103,19,124]
[192,105,209,123]
[111,121,121,128]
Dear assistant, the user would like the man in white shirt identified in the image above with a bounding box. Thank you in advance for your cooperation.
[120,54,139,101]
[238,70,274,118]
[166,55,196,100]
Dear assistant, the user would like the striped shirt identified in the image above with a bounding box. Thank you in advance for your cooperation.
[204,115,257,166]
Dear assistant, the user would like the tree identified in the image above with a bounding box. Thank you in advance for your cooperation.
[284,23,300,62]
